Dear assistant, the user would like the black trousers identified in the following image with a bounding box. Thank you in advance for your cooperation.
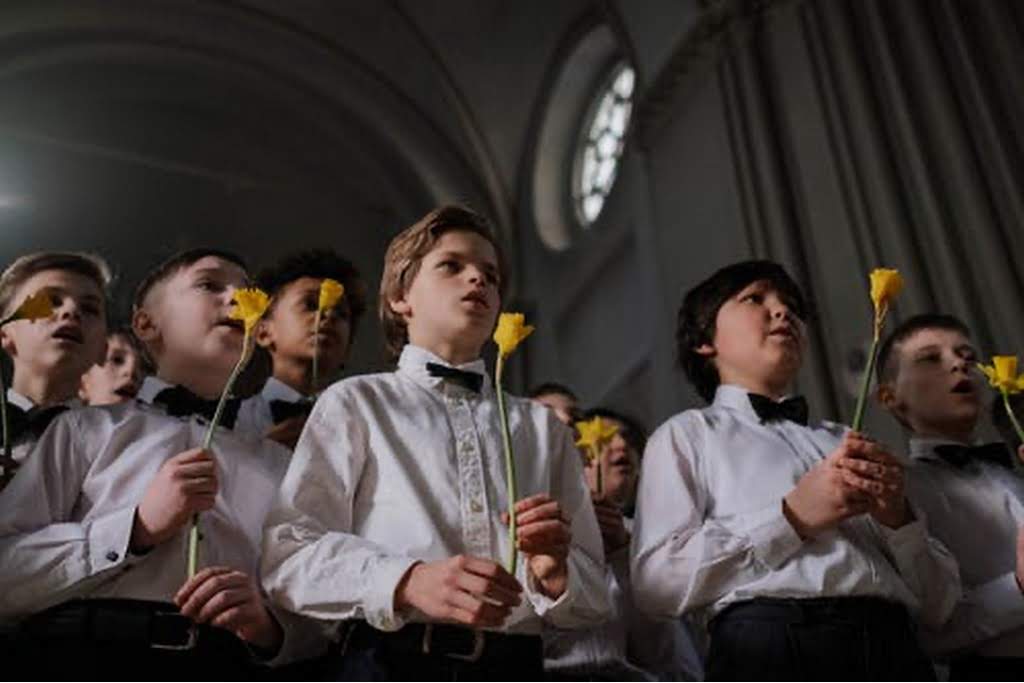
[950,654,1024,681]
[328,621,545,681]
[706,597,936,681]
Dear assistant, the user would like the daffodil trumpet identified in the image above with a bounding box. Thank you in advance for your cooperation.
[978,356,1024,470]
[851,268,903,432]
[575,417,620,498]
[492,313,534,575]
[0,290,55,488]
[311,279,344,393]
[187,288,270,578]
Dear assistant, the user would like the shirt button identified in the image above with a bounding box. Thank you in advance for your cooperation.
[105,550,119,562]
[470,501,483,513]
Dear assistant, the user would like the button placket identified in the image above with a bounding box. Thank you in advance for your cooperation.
[447,390,492,559]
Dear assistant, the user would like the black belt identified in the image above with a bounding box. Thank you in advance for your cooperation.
[19,599,243,653]
[342,621,542,665]
[713,596,911,626]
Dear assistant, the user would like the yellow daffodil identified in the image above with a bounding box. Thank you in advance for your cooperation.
[852,267,904,432]
[11,290,55,323]
[230,288,270,334]
[494,313,534,358]
[979,356,1024,394]
[318,278,345,312]
[575,417,620,453]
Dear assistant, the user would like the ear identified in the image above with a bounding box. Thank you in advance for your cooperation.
[255,318,274,350]
[132,307,158,347]
[694,342,716,358]
[876,381,898,411]
[0,325,16,358]
[389,296,412,319]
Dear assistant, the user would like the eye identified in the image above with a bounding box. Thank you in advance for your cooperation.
[302,295,318,312]
[915,353,940,364]
[196,279,224,293]
[437,260,460,273]
[741,292,764,304]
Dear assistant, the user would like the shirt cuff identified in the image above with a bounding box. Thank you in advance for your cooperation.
[525,558,577,619]
[86,505,136,574]
[366,556,421,632]
[876,516,928,555]
[739,500,805,569]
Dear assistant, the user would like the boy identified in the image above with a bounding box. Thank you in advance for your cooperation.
[261,205,609,679]
[0,252,109,474]
[78,326,145,406]
[0,249,320,674]
[877,313,1024,679]
[529,382,581,427]
[631,260,960,680]
[235,249,366,448]
[545,407,703,681]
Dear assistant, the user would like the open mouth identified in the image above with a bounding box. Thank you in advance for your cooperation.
[216,318,244,332]
[114,385,138,399]
[768,327,796,343]
[52,326,84,344]
[951,379,975,395]
[462,291,490,310]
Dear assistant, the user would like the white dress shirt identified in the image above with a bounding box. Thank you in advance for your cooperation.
[0,376,322,662]
[4,388,80,466]
[544,519,703,681]
[630,384,961,632]
[261,344,610,635]
[235,376,308,439]
[906,437,1024,657]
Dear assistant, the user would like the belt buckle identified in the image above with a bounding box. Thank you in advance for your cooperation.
[149,610,197,651]
[421,623,485,663]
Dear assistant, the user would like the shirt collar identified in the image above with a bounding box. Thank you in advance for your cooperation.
[5,388,81,412]
[260,376,306,404]
[136,376,175,406]
[713,384,799,419]
[397,344,491,395]
[909,435,976,463]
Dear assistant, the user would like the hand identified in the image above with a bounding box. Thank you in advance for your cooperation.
[837,432,909,529]
[263,415,307,450]
[394,556,522,628]
[132,448,217,551]
[783,433,875,539]
[1015,527,1024,594]
[504,494,571,599]
[591,495,629,556]
[175,566,282,651]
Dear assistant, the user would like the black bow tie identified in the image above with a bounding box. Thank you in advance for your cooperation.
[748,393,809,426]
[269,398,313,424]
[153,386,240,429]
[425,362,483,393]
[5,403,69,444]
[933,442,1014,469]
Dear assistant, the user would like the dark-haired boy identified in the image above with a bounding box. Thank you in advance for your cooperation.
[79,326,145,406]
[0,252,109,477]
[877,313,1024,679]
[631,260,959,680]
[261,206,608,679]
[529,382,581,427]
[0,248,322,674]
[235,249,367,448]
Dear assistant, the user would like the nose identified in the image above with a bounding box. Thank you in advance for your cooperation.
[56,295,81,321]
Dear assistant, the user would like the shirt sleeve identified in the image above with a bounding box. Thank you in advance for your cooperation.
[872,507,961,629]
[523,416,610,629]
[630,415,805,619]
[918,572,1024,656]
[0,412,136,621]
[260,388,420,632]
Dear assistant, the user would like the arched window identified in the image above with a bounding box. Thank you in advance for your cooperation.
[573,63,634,227]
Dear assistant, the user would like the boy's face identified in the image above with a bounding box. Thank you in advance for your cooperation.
[0,269,107,382]
[879,327,980,439]
[699,279,805,395]
[257,276,352,375]
[137,256,248,377]
[533,392,579,426]
[79,334,143,406]
[582,419,639,506]
[390,230,500,362]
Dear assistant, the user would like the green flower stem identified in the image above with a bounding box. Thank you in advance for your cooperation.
[851,332,881,433]
[593,445,603,498]
[1001,391,1024,473]
[311,309,322,392]
[495,353,518,575]
[187,334,253,579]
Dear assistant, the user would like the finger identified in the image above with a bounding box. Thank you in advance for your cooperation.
[177,569,247,616]
[513,494,554,514]
[516,501,563,525]
[173,448,215,464]
[446,590,512,628]
[181,477,218,494]
[196,586,252,624]
[174,565,234,606]
[191,494,217,512]
[837,457,888,480]
[517,520,571,549]
[210,604,253,633]
[461,557,523,593]
[840,469,885,496]
[518,536,571,557]
[174,460,217,478]
[454,571,521,607]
